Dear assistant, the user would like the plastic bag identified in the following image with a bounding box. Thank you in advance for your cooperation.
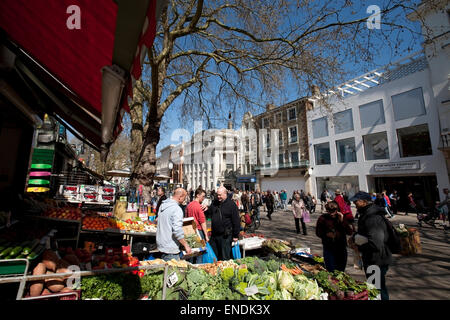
[302,209,311,223]
[232,241,241,259]
[203,242,217,264]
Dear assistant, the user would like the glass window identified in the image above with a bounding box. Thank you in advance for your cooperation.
[275,112,282,124]
[392,88,426,121]
[291,151,299,163]
[336,137,357,163]
[333,109,354,134]
[279,131,283,145]
[289,126,298,143]
[314,142,331,165]
[288,107,297,120]
[397,124,432,157]
[226,164,234,170]
[245,139,249,152]
[312,117,328,139]
[363,132,389,160]
[359,100,385,128]
[263,118,270,128]
[279,153,284,164]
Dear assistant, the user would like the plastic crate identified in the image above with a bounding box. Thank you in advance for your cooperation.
[23,290,81,300]
[0,259,28,275]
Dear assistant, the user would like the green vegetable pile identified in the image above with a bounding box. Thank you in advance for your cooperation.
[263,239,292,253]
[81,273,144,300]
[185,234,205,248]
[236,255,296,273]
[80,255,375,301]
[312,270,379,300]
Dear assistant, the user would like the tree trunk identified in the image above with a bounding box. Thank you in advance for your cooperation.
[132,118,161,202]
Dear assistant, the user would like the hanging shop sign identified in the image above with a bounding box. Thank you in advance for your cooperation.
[237,176,257,183]
[374,160,420,172]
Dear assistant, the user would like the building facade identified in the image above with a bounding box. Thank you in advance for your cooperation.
[409,0,450,185]
[239,100,312,196]
[307,46,449,208]
[183,125,240,192]
[156,144,184,188]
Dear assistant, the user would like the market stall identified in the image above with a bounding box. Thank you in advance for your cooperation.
[0,220,381,301]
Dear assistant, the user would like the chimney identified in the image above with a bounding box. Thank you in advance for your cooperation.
[311,85,320,97]
[266,103,275,111]
[228,112,233,129]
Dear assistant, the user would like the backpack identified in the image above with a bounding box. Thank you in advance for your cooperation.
[382,216,402,254]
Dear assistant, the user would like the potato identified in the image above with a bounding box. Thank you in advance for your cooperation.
[42,250,59,272]
[29,281,44,297]
[32,263,46,276]
[45,270,65,293]
[46,280,65,293]
[41,288,52,296]
[60,287,74,293]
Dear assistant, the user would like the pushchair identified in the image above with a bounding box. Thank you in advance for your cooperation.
[417,204,441,228]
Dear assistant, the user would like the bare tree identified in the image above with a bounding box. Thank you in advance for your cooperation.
[129,0,435,200]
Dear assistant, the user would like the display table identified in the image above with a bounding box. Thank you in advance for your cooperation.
[238,237,266,257]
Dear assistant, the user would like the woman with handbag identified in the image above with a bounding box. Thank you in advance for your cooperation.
[292,193,308,235]
[316,201,353,272]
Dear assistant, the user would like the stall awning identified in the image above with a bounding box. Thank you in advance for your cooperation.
[0,0,165,152]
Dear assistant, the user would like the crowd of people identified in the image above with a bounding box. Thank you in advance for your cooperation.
[152,184,450,301]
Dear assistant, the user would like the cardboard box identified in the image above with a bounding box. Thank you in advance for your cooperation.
[59,185,79,200]
[79,193,97,202]
[98,186,116,195]
[181,217,206,257]
[79,185,98,193]
[97,194,115,203]
[114,201,138,221]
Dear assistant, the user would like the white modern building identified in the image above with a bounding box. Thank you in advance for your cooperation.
[307,7,449,209]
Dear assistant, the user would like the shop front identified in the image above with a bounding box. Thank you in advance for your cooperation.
[315,175,360,199]
[236,175,256,191]
[369,174,438,210]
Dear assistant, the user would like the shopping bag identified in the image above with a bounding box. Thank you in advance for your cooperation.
[232,241,241,259]
[302,209,311,223]
[203,242,217,263]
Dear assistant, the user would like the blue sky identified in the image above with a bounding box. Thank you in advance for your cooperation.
[69,0,425,158]
[154,0,424,155]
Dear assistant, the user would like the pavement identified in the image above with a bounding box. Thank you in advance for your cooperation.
[252,205,450,300]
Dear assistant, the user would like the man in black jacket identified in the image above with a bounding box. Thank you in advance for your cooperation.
[349,191,392,300]
[207,186,241,261]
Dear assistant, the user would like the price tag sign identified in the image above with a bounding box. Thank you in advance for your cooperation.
[167,272,179,288]
[244,285,259,296]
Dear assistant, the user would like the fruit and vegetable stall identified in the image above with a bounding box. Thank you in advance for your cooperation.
[0,228,379,300]
[0,188,378,300]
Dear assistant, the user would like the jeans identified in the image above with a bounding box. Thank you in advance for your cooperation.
[365,265,389,300]
[323,247,347,272]
[252,206,260,220]
[209,234,233,261]
[161,253,180,261]
[281,200,287,210]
